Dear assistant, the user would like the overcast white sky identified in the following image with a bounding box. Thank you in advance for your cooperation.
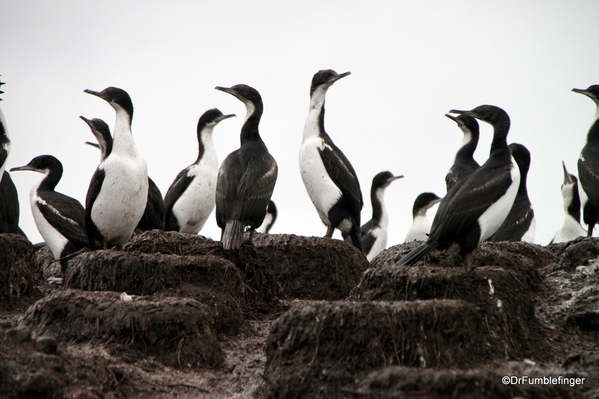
[3,1,599,247]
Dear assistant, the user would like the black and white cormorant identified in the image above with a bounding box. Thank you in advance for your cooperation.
[257,200,278,234]
[398,105,520,269]
[84,87,148,249]
[11,155,87,270]
[0,78,20,234]
[550,162,586,244]
[80,115,165,233]
[164,108,235,234]
[299,69,363,251]
[444,113,480,192]
[404,192,442,243]
[490,143,535,242]
[214,84,278,250]
[573,85,599,236]
[358,171,403,261]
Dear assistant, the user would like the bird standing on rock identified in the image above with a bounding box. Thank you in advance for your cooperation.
[490,143,535,242]
[214,84,278,250]
[358,171,403,261]
[398,105,520,269]
[550,162,586,244]
[164,108,235,234]
[11,155,87,271]
[0,78,21,234]
[80,115,165,233]
[84,87,148,249]
[299,69,363,251]
[573,85,599,236]
[404,192,442,243]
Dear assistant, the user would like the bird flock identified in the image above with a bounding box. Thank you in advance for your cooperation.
[1,74,599,272]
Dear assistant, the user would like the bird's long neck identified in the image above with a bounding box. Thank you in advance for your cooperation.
[0,107,11,177]
[240,101,263,143]
[455,127,478,162]
[370,187,386,223]
[488,116,511,159]
[303,86,328,142]
[38,166,62,192]
[111,106,139,156]
[564,182,582,223]
[196,127,216,164]
[586,103,599,143]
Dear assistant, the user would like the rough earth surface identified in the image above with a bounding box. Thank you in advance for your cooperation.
[1,231,599,398]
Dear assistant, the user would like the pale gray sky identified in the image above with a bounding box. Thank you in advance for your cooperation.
[3,1,599,246]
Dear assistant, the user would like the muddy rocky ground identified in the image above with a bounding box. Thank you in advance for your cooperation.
[2,230,599,398]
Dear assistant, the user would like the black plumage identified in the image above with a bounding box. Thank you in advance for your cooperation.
[398,105,519,269]
[80,114,164,233]
[0,78,21,234]
[573,85,599,236]
[444,113,480,191]
[11,155,87,270]
[215,84,278,250]
[490,143,535,242]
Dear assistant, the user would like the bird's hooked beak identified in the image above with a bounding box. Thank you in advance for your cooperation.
[79,115,94,128]
[10,163,37,173]
[572,87,593,99]
[216,113,236,123]
[329,71,351,84]
[562,161,574,185]
[389,174,404,183]
[85,141,100,149]
[84,89,109,101]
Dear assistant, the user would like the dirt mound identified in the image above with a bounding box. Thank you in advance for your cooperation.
[20,289,224,369]
[0,234,36,306]
[125,230,368,303]
[258,299,504,399]
[351,365,583,399]
[65,250,245,336]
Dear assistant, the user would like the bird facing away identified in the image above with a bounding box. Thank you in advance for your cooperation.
[490,143,535,242]
[80,115,165,233]
[214,84,278,250]
[11,155,87,271]
[257,199,278,234]
[299,69,363,251]
[444,113,480,192]
[573,85,599,236]
[0,78,21,234]
[398,105,520,269]
[164,108,235,234]
[84,87,148,249]
[358,171,403,261]
[404,192,442,243]
[550,162,586,244]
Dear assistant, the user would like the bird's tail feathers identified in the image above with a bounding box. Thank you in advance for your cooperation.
[222,220,245,250]
[398,242,435,265]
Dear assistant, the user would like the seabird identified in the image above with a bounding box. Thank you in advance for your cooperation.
[11,155,87,270]
[490,143,535,242]
[84,87,148,249]
[80,115,165,233]
[398,105,520,269]
[444,113,480,192]
[0,77,20,234]
[573,85,599,236]
[404,192,442,243]
[257,200,278,234]
[163,108,235,234]
[550,162,586,244]
[358,171,403,261]
[214,84,278,250]
[299,69,363,251]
